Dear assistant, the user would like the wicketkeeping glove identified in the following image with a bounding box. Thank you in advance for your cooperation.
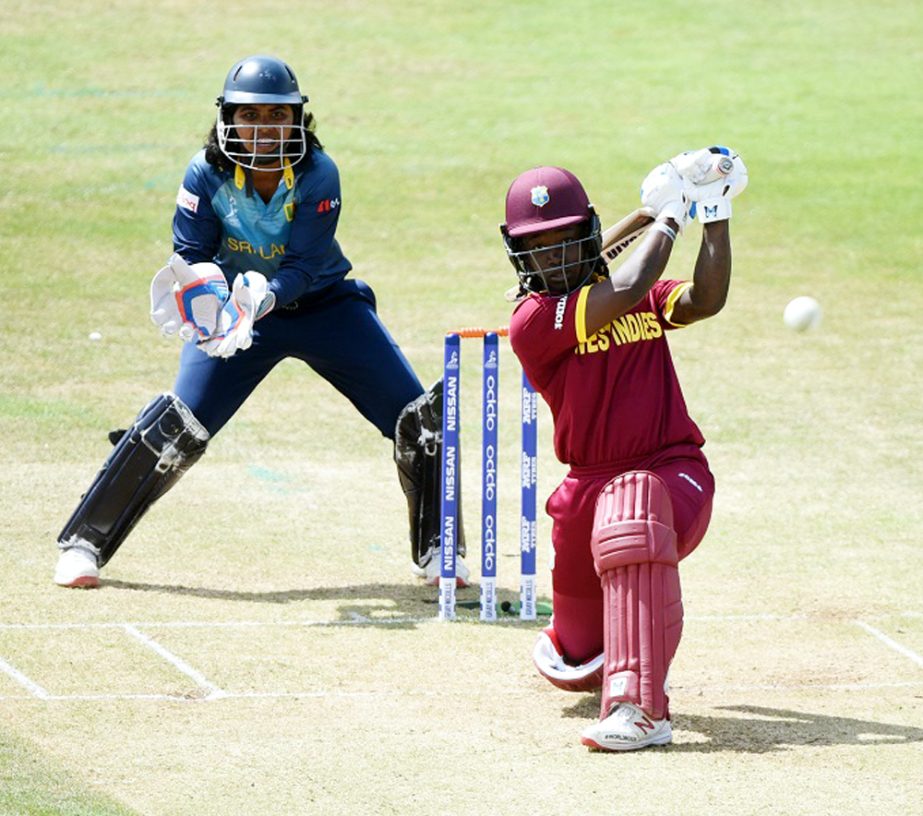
[639,162,691,232]
[198,271,274,359]
[670,146,748,223]
[150,254,229,341]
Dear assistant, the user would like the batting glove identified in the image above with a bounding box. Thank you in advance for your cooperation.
[672,146,748,223]
[198,271,274,359]
[150,254,229,341]
[640,162,690,232]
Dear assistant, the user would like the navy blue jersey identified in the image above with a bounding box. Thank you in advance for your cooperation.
[168,146,423,442]
[172,150,352,307]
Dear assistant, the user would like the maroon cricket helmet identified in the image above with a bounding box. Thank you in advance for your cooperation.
[503,166,593,238]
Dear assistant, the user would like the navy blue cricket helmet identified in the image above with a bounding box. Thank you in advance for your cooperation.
[216,55,310,170]
[219,55,307,106]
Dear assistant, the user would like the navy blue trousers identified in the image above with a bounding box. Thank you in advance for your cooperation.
[173,279,423,439]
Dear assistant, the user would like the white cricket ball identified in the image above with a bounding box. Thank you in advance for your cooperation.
[783,296,822,332]
[88,331,103,341]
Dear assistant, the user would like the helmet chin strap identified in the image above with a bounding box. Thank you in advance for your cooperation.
[253,154,283,168]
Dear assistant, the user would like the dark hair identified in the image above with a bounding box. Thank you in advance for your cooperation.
[203,108,323,172]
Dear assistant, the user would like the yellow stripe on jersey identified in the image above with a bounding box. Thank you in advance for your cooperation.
[575,285,591,343]
[663,281,694,326]
[235,162,294,191]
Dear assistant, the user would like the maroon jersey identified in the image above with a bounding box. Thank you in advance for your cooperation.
[510,279,705,467]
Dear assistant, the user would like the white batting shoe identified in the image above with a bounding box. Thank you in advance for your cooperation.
[411,549,471,588]
[580,703,672,752]
[54,546,100,589]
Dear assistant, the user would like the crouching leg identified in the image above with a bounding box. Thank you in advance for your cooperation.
[55,393,209,587]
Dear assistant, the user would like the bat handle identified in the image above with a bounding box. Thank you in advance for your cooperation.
[694,155,735,184]
[715,156,734,176]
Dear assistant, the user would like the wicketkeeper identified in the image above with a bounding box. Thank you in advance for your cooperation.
[54,54,465,588]
[501,148,747,750]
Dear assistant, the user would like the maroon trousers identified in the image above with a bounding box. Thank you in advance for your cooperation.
[545,446,714,717]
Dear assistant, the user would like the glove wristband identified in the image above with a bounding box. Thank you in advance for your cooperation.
[696,197,731,223]
[651,221,677,242]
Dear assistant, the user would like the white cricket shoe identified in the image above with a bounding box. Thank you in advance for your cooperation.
[54,546,100,589]
[411,549,471,588]
[580,702,672,752]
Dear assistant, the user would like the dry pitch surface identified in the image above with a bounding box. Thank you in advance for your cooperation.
[2,388,922,815]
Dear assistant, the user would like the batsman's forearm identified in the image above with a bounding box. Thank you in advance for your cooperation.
[611,222,678,301]
[691,221,731,314]
[584,227,676,336]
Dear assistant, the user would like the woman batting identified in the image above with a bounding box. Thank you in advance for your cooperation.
[501,149,747,750]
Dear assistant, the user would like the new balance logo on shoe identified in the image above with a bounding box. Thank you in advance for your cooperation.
[634,715,656,734]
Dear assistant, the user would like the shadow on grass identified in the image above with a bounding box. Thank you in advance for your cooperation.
[560,697,923,752]
[103,579,551,625]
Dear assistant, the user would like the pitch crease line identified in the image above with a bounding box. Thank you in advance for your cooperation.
[687,613,810,622]
[0,655,50,699]
[0,612,826,631]
[122,624,227,699]
[673,679,923,692]
[2,611,918,633]
[0,617,434,631]
[2,679,922,704]
[855,620,923,668]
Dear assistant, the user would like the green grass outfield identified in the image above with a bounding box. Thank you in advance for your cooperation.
[1,1,921,814]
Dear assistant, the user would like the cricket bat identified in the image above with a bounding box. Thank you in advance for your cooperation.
[600,207,656,263]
